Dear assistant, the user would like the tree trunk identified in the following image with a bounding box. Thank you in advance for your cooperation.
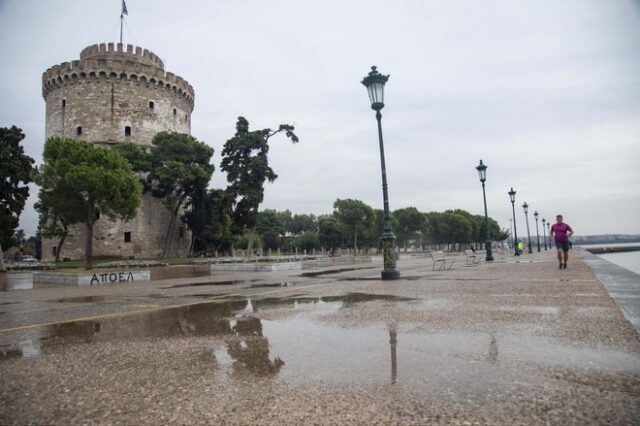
[55,232,67,262]
[85,202,95,270]
[162,198,184,258]
[353,224,358,256]
[0,242,6,272]
[246,225,256,258]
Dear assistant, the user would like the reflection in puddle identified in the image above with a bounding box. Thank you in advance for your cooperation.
[301,267,378,277]
[161,279,260,289]
[3,294,639,389]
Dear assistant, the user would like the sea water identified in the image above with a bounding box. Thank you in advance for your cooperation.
[580,243,640,275]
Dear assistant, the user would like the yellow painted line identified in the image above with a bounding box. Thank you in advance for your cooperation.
[0,281,333,334]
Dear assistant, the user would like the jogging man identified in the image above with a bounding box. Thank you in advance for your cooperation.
[550,214,573,269]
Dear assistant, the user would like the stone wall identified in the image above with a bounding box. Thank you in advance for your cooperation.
[41,43,195,261]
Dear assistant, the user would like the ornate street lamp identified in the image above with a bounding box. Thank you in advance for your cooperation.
[534,211,541,252]
[522,202,532,254]
[542,218,548,250]
[546,221,551,249]
[475,160,493,261]
[362,66,400,280]
[508,188,519,256]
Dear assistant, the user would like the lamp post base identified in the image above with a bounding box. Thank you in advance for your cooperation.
[381,270,401,280]
[485,240,494,262]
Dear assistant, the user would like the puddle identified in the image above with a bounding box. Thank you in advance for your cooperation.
[2,292,639,393]
[301,267,378,277]
[57,296,107,303]
[161,279,260,289]
[249,282,295,289]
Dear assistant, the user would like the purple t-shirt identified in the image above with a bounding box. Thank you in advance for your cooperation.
[551,223,572,242]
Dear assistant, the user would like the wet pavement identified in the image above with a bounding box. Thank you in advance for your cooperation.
[1,250,640,424]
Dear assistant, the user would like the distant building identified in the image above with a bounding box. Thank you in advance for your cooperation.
[41,43,195,260]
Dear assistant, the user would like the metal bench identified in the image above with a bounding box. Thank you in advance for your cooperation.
[430,250,455,271]
[464,249,481,266]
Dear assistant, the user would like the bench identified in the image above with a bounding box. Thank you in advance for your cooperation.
[430,250,455,271]
[464,249,481,266]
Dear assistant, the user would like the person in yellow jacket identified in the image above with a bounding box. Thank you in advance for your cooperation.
[517,240,525,255]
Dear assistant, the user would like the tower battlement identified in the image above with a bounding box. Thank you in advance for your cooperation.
[42,43,194,109]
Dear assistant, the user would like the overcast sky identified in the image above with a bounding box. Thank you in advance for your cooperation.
[1,0,639,238]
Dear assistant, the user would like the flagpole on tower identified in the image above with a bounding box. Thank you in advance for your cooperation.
[120,0,128,44]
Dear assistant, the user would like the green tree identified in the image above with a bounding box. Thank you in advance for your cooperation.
[294,231,320,253]
[333,199,374,252]
[256,209,285,251]
[318,215,342,253]
[392,207,426,250]
[220,117,299,256]
[146,132,215,257]
[0,126,34,267]
[37,138,142,269]
[291,213,318,234]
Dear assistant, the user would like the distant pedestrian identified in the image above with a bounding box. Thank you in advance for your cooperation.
[550,214,574,269]
[517,240,524,255]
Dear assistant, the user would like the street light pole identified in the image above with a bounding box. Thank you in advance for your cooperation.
[523,202,532,254]
[546,222,551,249]
[542,218,548,250]
[534,211,541,252]
[361,66,400,280]
[508,188,519,256]
[475,160,493,261]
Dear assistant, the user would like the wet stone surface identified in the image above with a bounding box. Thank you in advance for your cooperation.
[1,251,640,424]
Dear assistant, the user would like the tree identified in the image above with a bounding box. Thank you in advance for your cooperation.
[333,199,374,252]
[318,215,342,253]
[37,138,142,269]
[220,117,299,257]
[256,209,285,251]
[392,207,426,250]
[291,213,318,234]
[146,132,215,257]
[0,126,35,267]
[294,232,320,253]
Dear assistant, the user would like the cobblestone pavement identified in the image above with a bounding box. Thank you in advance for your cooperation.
[1,249,639,425]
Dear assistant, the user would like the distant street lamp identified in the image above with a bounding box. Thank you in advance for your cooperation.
[523,202,532,254]
[508,188,519,256]
[475,160,494,261]
[546,221,551,249]
[542,218,548,250]
[534,211,541,252]
[361,66,400,280]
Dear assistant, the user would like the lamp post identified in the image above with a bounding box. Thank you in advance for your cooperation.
[542,218,548,250]
[475,160,494,261]
[509,218,513,250]
[534,211,541,252]
[546,221,551,249]
[522,202,532,254]
[361,66,400,280]
[508,188,519,256]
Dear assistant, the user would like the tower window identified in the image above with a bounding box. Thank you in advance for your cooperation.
[62,99,66,108]
[149,101,154,110]
[124,126,131,137]
[173,108,177,116]
[124,232,131,243]
[76,126,82,136]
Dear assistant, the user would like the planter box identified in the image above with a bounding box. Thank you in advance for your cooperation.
[209,262,303,273]
[33,270,150,286]
[1,271,33,290]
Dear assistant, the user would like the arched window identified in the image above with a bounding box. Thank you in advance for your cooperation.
[125,126,131,137]
[76,126,82,136]
[149,101,154,110]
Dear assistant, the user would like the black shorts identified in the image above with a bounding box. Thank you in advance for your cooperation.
[555,241,570,252]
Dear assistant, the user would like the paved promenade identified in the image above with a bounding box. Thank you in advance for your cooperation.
[1,249,639,425]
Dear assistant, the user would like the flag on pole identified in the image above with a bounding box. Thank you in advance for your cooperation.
[122,0,128,16]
